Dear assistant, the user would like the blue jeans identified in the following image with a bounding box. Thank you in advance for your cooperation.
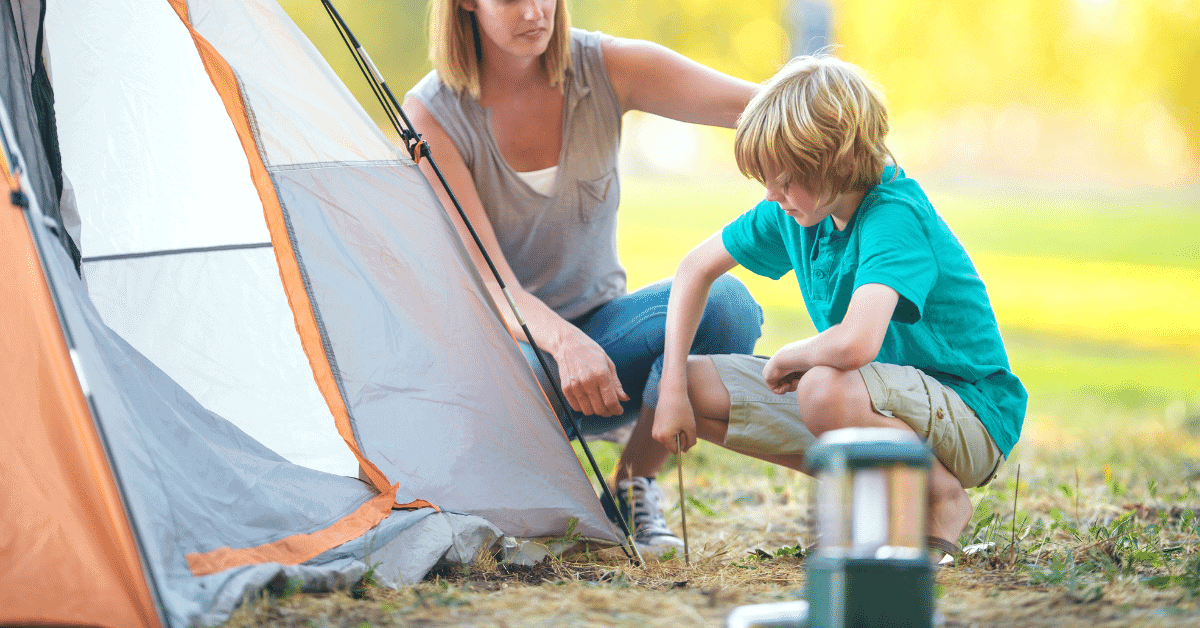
[519,274,763,439]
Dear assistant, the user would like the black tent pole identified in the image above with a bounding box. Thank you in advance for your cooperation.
[319,0,643,564]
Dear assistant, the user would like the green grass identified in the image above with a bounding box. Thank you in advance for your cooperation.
[931,191,1200,271]
[620,176,1200,270]
[617,174,1200,413]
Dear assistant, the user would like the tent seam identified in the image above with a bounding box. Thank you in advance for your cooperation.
[229,69,371,466]
[269,159,412,172]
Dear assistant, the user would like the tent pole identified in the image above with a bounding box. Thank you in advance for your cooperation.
[319,0,643,565]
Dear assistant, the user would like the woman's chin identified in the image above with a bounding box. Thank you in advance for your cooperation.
[513,31,551,52]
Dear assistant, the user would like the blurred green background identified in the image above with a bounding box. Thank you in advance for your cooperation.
[281,0,1200,431]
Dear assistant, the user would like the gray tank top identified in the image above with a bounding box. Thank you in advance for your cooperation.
[408,29,625,321]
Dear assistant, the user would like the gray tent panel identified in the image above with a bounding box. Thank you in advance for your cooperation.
[1,0,75,264]
[270,162,616,542]
[35,192,499,626]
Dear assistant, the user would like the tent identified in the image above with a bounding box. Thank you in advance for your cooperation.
[1,0,618,625]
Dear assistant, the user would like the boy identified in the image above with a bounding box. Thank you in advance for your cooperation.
[650,54,1026,560]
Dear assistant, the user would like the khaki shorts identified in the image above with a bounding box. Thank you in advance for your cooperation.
[710,355,1004,488]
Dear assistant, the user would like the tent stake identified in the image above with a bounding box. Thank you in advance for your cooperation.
[676,434,689,566]
[319,0,641,564]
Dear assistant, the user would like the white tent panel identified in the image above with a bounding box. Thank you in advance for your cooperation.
[84,248,356,475]
[187,0,399,167]
[45,0,269,256]
[46,0,353,474]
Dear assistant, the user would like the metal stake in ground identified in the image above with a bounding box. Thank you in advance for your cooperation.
[676,433,689,565]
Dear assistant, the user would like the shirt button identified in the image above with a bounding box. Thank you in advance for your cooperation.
[814,270,825,279]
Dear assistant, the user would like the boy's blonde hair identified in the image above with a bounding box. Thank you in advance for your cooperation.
[735,54,895,196]
[428,0,572,99]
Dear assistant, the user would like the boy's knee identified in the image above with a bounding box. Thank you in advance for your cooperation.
[796,366,856,435]
[685,356,730,418]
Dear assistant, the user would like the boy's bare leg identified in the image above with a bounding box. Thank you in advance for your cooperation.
[794,366,973,549]
[688,356,810,474]
[614,356,810,483]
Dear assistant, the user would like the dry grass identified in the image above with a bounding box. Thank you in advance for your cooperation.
[223,412,1200,627]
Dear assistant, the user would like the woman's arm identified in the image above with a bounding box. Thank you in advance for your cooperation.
[404,97,628,417]
[652,233,740,453]
[601,37,759,128]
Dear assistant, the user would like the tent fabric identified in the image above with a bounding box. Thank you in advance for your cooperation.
[48,0,616,543]
[3,0,624,623]
[2,0,76,265]
[171,0,399,493]
[177,0,397,166]
[3,111,504,624]
[0,142,161,628]
[48,0,355,475]
[181,0,613,539]
[270,163,616,538]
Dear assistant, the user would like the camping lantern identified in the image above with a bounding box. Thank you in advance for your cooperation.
[805,427,935,628]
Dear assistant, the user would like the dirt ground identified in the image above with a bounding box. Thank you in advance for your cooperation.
[226,471,1200,627]
[224,418,1200,627]
[227,552,1200,627]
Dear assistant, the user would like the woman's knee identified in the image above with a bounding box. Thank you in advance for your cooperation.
[699,274,764,353]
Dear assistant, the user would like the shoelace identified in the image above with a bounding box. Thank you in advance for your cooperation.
[624,479,674,537]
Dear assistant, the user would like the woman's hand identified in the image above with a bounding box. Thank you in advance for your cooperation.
[652,389,698,454]
[554,327,628,417]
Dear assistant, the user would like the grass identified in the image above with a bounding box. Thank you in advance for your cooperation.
[221,176,1200,626]
[618,174,1200,405]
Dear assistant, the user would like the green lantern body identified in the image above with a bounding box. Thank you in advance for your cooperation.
[805,428,934,628]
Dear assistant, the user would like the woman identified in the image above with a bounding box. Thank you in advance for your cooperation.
[404,0,763,553]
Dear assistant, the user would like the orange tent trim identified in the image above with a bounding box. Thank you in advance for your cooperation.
[1,154,162,627]
[164,0,437,576]
[186,485,400,576]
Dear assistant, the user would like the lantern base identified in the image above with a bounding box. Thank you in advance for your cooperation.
[806,554,934,628]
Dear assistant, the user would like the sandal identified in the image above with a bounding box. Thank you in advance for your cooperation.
[927,536,960,565]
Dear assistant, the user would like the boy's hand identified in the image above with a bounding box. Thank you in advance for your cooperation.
[768,370,804,394]
[556,329,629,417]
[652,390,698,454]
[763,340,809,394]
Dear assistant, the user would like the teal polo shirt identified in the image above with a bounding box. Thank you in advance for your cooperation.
[721,167,1026,457]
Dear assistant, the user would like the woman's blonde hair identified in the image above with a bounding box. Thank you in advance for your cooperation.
[735,54,895,196]
[428,0,572,99]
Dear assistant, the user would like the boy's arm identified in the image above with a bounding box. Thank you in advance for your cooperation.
[652,233,740,453]
[763,283,899,393]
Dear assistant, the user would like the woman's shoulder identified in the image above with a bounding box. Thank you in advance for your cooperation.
[409,70,477,123]
[568,29,616,80]
[409,70,453,103]
[566,29,623,120]
[569,28,613,64]
[569,28,608,46]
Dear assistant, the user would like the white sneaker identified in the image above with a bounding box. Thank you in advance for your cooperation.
[608,476,684,555]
